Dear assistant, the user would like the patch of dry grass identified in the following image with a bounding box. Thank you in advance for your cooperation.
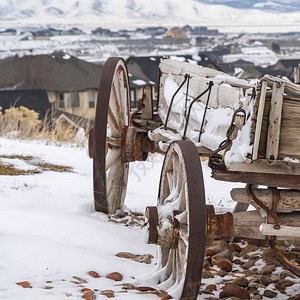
[0,162,25,175]
[37,163,72,173]
[0,106,90,146]
[0,155,72,175]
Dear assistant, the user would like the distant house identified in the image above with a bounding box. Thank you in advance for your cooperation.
[0,53,103,121]
[259,59,300,81]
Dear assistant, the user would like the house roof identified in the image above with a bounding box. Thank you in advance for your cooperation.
[0,89,51,118]
[126,54,222,88]
[0,53,103,92]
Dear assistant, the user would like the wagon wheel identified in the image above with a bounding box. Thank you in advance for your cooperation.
[146,140,206,299]
[93,57,130,214]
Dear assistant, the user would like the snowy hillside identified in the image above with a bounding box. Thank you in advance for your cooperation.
[1,0,300,28]
[197,0,300,12]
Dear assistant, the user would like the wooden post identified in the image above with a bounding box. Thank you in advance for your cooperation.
[294,63,300,84]
[266,82,284,160]
[252,80,267,160]
[141,86,153,120]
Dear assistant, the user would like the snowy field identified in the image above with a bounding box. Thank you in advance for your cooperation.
[0,137,245,299]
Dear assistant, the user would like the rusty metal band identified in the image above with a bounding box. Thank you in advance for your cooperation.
[269,236,300,278]
[163,74,189,130]
[208,108,246,171]
[182,81,213,140]
[172,140,206,300]
[145,206,158,244]
[247,184,280,229]
[93,57,129,213]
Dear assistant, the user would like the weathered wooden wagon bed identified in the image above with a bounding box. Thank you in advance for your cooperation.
[89,57,300,300]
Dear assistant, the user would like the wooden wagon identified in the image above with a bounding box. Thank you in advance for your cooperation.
[89,57,300,300]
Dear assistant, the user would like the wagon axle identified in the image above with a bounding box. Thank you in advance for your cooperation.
[144,205,234,247]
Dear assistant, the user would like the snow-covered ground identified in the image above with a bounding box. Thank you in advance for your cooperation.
[0,137,244,299]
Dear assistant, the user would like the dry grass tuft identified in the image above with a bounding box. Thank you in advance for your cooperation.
[0,155,72,175]
[0,161,25,175]
[37,163,72,173]
[0,106,90,146]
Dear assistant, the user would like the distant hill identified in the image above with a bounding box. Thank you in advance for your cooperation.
[196,0,300,12]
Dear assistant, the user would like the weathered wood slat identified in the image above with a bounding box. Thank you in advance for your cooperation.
[233,210,300,240]
[228,159,300,176]
[231,188,300,213]
[211,169,300,190]
[263,74,300,98]
[252,81,267,160]
[141,86,153,120]
[266,82,284,160]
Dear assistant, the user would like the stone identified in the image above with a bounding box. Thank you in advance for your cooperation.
[253,295,262,300]
[100,290,115,298]
[106,272,123,281]
[288,295,300,300]
[133,254,153,264]
[73,276,87,284]
[16,281,32,288]
[205,284,217,293]
[280,270,296,280]
[120,283,135,290]
[219,283,250,299]
[88,271,100,278]
[241,260,255,269]
[260,275,272,286]
[218,260,232,272]
[203,258,212,269]
[211,254,232,272]
[232,259,242,265]
[232,276,249,288]
[261,264,276,275]
[262,249,276,260]
[263,290,277,298]
[247,283,257,291]
[157,292,172,299]
[218,248,234,261]
[115,252,137,259]
[230,243,241,252]
[81,288,95,300]
[135,286,156,292]
[218,269,227,277]
[240,244,259,256]
[205,240,233,257]
[202,269,215,279]
[270,274,280,282]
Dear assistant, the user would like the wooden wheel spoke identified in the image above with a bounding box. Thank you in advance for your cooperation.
[106,148,121,171]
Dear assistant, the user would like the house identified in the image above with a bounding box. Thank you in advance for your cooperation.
[258,59,300,81]
[0,53,103,121]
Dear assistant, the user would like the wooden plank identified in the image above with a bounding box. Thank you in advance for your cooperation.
[294,66,300,84]
[228,159,300,176]
[266,82,284,160]
[231,188,300,213]
[211,169,300,190]
[263,74,300,98]
[233,210,300,240]
[159,59,254,88]
[252,80,267,160]
[141,86,153,120]
[279,99,300,160]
